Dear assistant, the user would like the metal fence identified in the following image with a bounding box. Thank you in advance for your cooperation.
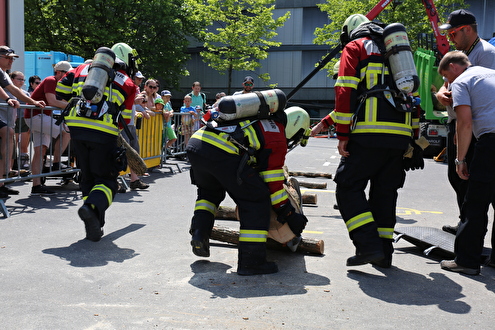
[0,103,79,186]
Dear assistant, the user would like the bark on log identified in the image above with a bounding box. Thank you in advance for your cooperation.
[214,195,316,221]
[215,206,237,220]
[298,181,327,189]
[211,225,324,255]
[288,171,332,179]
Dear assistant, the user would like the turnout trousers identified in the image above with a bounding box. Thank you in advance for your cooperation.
[187,147,272,251]
[334,140,405,256]
[72,137,119,227]
[455,134,495,268]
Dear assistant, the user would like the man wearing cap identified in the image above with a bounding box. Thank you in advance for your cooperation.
[436,10,495,235]
[25,60,72,195]
[0,46,46,197]
[233,76,254,95]
[132,71,145,89]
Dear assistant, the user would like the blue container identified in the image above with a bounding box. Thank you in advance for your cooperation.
[23,51,71,81]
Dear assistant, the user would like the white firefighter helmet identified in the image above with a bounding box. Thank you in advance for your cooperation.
[341,14,370,45]
[285,106,310,148]
[111,42,141,73]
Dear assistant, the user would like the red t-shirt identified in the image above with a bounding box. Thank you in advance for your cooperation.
[25,75,58,118]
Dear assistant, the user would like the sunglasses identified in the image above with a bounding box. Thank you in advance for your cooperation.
[34,81,41,85]
[148,85,158,89]
[448,25,468,39]
[244,83,253,87]
[15,78,25,81]
[0,56,15,61]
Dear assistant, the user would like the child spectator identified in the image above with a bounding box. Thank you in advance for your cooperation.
[160,90,177,150]
[180,95,195,146]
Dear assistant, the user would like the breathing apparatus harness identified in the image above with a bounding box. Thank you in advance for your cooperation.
[348,22,419,130]
[57,55,133,140]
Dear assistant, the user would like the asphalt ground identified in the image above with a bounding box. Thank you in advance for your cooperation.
[1,136,495,329]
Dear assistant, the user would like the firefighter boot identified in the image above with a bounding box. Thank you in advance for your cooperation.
[237,242,278,276]
[347,225,385,266]
[78,204,103,242]
[190,229,210,257]
[371,238,394,268]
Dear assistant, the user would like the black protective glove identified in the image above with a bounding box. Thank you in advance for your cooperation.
[276,203,308,236]
[285,212,308,236]
[403,141,425,171]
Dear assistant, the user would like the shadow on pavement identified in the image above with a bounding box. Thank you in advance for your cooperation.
[42,223,145,267]
[188,251,330,299]
[347,266,472,313]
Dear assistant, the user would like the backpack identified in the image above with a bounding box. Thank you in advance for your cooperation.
[187,92,207,109]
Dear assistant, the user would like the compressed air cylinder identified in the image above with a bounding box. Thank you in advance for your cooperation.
[383,23,419,94]
[82,47,116,104]
[216,89,287,122]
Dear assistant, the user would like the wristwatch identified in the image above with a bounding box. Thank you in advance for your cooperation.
[455,158,466,166]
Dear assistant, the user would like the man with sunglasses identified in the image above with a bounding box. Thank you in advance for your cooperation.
[0,46,45,108]
[435,10,495,236]
[233,76,255,95]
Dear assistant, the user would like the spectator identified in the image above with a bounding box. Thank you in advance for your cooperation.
[192,105,203,132]
[438,51,495,275]
[9,71,31,171]
[133,71,144,89]
[0,73,22,196]
[25,60,71,195]
[436,9,495,235]
[0,46,45,196]
[186,81,207,111]
[28,75,41,93]
[180,94,195,146]
[160,90,177,150]
[135,79,159,119]
[212,91,226,108]
[119,71,149,191]
[233,76,254,95]
[0,47,45,107]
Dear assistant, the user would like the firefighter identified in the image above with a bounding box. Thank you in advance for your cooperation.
[333,14,422,268]
[186,107,310,276]
[56,43,141,242]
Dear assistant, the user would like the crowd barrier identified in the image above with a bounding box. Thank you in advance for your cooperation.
[0,104,195,217]
[0,103,78,217]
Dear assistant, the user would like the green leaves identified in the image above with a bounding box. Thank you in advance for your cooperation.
[24,0,202,89]
[185,0,289,93]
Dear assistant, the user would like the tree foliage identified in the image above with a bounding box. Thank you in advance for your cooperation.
[185,0,290,94]
[313,0,466,76]
[24,0,204,89]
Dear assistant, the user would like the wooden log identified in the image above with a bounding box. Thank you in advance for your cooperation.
[298,181,327,189]
[211,225,324,255]
[215,206,237,220]
[288,171,332,179]
[302,193,317,205]
[213,194,318,218]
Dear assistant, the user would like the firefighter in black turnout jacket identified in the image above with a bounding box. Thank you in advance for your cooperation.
[56,43,141,242]
[187,102,310,276]
[333,15,424,268]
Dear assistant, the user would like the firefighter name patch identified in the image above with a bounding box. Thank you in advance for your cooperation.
[261,119,280,133]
